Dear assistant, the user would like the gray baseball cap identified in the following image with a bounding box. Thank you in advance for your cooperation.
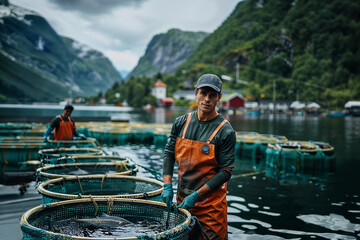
[195,74,222,93]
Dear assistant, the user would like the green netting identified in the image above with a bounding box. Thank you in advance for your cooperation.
[235,133,287,171]
[0,129,45,137]
[265,142,336,180]
[153,134,168,149]
[38,175,163,204]
[46,137,98,148]
[88,130,166,147]
[38,148,103,162]
[21,198,191,240]
[0,122,32,130]
[46,155,129,165]
[90,131,133,146]
[130,130,155,145]
[0,136,43,143]
[36,162,139,181]
[0,144,45,166]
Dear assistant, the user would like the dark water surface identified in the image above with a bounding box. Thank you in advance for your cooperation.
[117,110,360,239]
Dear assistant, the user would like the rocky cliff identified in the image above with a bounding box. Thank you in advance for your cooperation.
[127,28,208,79]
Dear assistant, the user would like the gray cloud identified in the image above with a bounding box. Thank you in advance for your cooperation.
[50,0,147,15]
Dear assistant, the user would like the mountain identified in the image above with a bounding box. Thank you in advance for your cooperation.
[178,0,360,107]
[127,28,209,79]
[0,0,122,102]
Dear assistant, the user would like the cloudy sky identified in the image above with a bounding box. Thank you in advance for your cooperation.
[11,0,240,76]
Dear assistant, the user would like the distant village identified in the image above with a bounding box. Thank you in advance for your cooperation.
[146,79,360,117]
[70,78,360,117]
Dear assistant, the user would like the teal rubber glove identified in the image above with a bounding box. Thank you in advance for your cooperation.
[161,183,173,211]
[43,126,53,143]
[176,191,201,210]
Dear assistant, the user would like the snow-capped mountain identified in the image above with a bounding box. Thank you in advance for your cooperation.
[0,0,122,102]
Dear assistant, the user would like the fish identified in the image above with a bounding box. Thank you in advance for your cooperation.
[73,213,133,228]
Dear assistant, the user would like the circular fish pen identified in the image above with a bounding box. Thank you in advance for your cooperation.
[88,128,133,146]
[38,147,103,163]
[265,140,336,180]
[47,137,98,148]
[36,162,139,181]
[87,123,171,147]
[20,198,192,240]
[236,132,287,171]
[0,142,46,166]
[52,155,130,165]
[0,136,44,144]
[38,175,164,204]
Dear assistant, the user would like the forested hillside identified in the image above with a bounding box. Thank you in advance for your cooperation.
[110,0,359,109]
[178,0,360,107]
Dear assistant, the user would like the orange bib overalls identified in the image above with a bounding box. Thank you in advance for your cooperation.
[54,115,74,140]
[175,113,228,240]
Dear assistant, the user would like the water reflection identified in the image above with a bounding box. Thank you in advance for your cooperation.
[297,214,360,233]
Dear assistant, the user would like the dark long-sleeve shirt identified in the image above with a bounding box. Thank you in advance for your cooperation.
[163,111,236,192]
[43,115,79,141]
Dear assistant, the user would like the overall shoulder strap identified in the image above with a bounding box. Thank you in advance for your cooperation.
[207,119,228,144]
[181,113,192,139]
[58,115,64,121]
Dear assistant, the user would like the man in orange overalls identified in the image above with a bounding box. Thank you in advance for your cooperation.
[162,74,236,240]
[43,104,86,142]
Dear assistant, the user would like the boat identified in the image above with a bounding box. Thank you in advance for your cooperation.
[247,111,261,116]
[327,112,345,117]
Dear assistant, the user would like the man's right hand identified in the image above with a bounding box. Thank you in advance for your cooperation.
[161,183,173,211]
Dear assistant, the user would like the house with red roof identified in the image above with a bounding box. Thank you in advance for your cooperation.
[151,79,173,107]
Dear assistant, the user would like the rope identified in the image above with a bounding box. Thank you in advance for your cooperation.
[127,157,163,181]
[89,194,98,216]
[101,174,107,193]
[191,216,211,240]
[231,171,264,179]
[60,165,70,173]
[76,176,84,194]
[107,197,114,215]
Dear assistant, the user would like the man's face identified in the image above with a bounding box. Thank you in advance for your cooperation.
[63,109,73,118]
[195,87,221,114]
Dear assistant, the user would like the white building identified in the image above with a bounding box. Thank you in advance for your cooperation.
[173,90,195,100]
[152,80,167,100]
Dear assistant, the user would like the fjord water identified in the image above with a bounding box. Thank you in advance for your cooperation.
[3,108,360,239]
[125,109,360,239]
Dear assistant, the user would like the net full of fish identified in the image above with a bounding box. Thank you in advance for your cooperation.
[50,213,172,238]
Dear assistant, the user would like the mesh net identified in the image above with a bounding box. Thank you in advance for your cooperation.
[21,198,191,240]
[46,138,98,148]
[37,162,139,181]
[38,175,163,204]
[87,125,171,147]
[38,148,103,162]
[0,143,46,166]
[265,141,336,180]
[0,129,45,137]
[48,155,129,165]
[235,132,287,171]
